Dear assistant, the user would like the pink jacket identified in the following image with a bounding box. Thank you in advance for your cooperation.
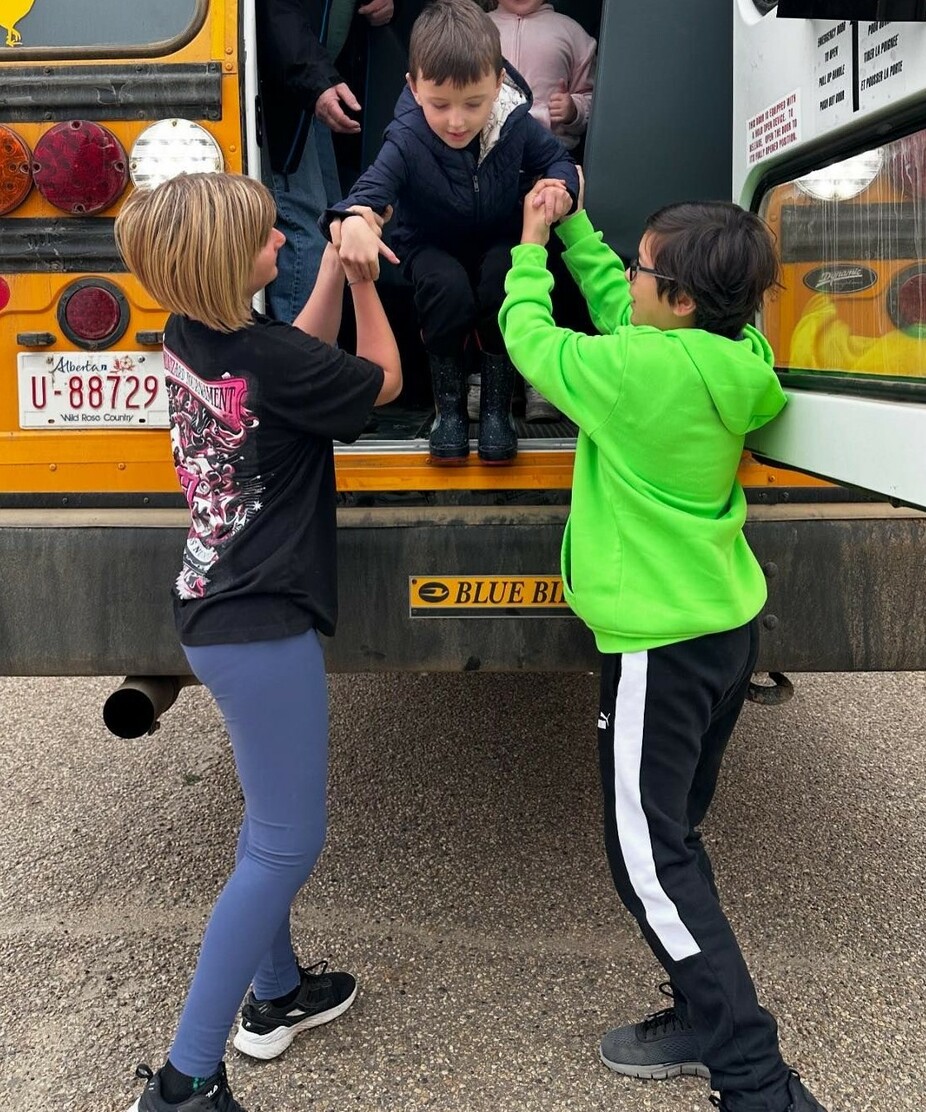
[489,5,596,152]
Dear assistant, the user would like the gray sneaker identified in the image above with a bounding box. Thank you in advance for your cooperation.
[599,1001,709,1081]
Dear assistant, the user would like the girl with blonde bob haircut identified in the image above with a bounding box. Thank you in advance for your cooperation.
[116,170,401,1112]
[116,172,276,333]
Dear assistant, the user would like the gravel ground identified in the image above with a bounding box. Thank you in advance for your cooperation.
[0,670,923,1112]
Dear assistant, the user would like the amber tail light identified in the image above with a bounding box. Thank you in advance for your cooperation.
[0,125,33,215]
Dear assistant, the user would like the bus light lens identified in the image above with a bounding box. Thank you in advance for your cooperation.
[795,149,884,202]
[0,277,10,312]
[129,119,224,190]
[0,126,33,215]
[58,278,129,349]
[33,121,128,215]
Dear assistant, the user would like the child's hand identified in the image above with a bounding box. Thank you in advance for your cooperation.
[337,215,399,283]
[549,80,578,126]
[521,179,572,246]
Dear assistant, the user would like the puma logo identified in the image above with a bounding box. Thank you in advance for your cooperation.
[597,711,611,730]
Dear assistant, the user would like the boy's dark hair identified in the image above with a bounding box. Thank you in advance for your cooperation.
[409,0,504,86]
[644,202,781,339]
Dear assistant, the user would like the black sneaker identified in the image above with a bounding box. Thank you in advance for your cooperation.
[127,1063,246,1112]
[599,985,709,1081]
[233,960,357,1061]
[710,1069,828,1111]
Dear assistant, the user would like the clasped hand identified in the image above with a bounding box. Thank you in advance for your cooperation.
[521,173,579,247]
[329,205,399,285]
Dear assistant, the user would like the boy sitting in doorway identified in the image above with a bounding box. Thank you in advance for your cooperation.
[321,0,577,464]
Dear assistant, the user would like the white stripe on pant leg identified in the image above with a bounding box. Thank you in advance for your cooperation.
[613,650,701,962]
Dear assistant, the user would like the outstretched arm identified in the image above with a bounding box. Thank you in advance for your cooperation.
[553,170,631,335]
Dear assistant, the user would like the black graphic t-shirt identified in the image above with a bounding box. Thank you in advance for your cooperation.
[164,312,383,646]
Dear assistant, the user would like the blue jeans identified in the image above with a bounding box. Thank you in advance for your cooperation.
[168,629,329,1078]
[264,122,342,324]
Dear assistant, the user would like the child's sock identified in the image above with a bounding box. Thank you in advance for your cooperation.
[269,982,301,1008]
[160,1059,212,1104]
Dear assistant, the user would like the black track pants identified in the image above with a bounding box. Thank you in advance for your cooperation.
[597,620,791,1112]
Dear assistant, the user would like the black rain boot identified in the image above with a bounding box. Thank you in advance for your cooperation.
[478,351,518,463]
[428,352,469,464]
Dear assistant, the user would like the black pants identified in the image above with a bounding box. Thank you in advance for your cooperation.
[403,236,594,357]
[403,240,513,356]
[598,620,791,1112]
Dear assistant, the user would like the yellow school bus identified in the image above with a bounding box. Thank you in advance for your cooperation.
[2,0,925,735]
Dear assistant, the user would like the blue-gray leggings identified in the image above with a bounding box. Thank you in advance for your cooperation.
[169,628,328,1078]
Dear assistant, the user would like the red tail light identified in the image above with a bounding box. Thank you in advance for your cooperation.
[33,121,128,215]
[0,277,10,312]
[58,278,129,350]
[0,125,32,215]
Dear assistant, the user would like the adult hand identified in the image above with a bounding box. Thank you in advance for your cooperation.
[548,80,578,126]
[358,0,394,25]
[337,217,400,283]
[315,83,362,134]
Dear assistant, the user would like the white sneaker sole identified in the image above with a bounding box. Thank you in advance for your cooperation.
[127,1102,140,1112]
[233,984,358,1061]
[599,1046,711,1080]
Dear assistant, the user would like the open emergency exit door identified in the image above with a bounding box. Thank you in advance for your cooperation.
[734,5,926,511]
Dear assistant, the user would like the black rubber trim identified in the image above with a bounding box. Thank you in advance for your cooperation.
[0,63,221,122]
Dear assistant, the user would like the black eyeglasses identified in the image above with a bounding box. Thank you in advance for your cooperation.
[628,258,674,282]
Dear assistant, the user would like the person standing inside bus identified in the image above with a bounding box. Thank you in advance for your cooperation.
[321,0,578,465]
[499,175,829,1112]
[258,0,395,323]
[114,172,401,1112]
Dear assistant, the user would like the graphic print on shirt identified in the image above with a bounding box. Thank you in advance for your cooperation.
[164,346,262,599]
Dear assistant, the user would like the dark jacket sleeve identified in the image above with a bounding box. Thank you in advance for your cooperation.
[520,117,579,205]
[257,0,342,113]
[318,139,410,239]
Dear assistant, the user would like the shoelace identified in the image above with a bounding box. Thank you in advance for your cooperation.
[640,981,691,1036]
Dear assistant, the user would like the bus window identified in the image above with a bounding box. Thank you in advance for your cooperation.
[0,0,202,54]
[760,128,926,380]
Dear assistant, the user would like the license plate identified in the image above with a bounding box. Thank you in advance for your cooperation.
[18,350,170,429]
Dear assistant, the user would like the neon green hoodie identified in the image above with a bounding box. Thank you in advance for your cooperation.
[498,210,787,653]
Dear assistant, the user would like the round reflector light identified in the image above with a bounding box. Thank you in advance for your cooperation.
[0,126,33,215]
[795,149,884,202]
[58,278,129,350]
[0,277,10,312]
[33,121,128,215]
[129,119,224,190]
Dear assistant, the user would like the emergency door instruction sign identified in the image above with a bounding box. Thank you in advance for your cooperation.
[748,90,801,166]
[409,576,572,617]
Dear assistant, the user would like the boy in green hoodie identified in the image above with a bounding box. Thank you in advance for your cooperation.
[498,179,827,1112]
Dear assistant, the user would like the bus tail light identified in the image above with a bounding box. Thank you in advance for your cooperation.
[0,125,33,215]
[32,121,128,215]
[129,119,224,190]
[58,278,129,350]
[0,276,10,311]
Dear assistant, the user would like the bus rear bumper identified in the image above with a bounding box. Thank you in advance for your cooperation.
[1,503,924,675]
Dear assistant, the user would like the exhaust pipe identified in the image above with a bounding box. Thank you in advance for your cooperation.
[103,675,199,739]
